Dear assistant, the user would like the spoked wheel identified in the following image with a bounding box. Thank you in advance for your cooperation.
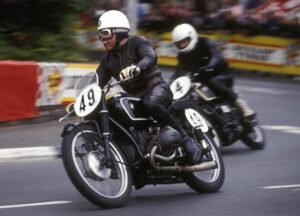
[200,113,222,148]
[241,124,266,150]
[61,124,132,208]
[181,108,225,193]
[182,132,225,193]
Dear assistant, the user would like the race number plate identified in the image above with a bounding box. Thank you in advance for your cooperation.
[185,108,209,132]
[74,84,101,117]
[170,76,191,100]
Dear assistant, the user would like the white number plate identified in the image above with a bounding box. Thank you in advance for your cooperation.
[170,76,191,100]
[74,84,101,117]
[185,108,209,132]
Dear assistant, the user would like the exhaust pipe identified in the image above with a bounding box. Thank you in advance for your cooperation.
[149,145,217,172]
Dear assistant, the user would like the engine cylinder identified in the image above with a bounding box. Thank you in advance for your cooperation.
[159,126,181,150]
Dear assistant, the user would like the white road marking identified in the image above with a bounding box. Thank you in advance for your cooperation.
[262,184,300,190]
[237,84,299,95]
[0,200,73,209]
[286,130,300,135]
[262,125,300,130]
[237,86,286,95]
[262,125,300,135]
[0,146,60,161]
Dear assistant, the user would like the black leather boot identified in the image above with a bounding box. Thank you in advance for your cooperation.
[181,134,202,165]
[157,113,202,165]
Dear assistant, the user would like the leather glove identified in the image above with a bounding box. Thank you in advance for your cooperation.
[119,65,141,80]
[191,67,214,81]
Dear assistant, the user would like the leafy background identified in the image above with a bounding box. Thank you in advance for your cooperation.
[0,0,97,62]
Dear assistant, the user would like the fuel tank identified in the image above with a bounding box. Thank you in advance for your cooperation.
[107,92,154,129]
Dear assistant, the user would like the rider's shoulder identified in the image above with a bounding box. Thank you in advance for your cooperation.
[198,37,210,44]
[129,35,149,44]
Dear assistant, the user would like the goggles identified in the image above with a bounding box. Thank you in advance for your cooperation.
[98,29,113,41]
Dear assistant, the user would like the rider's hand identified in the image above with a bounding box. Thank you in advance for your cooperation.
[198,67,214,74]
[191,72,201,81]
[119,65,141,80]
[192,67,214,81]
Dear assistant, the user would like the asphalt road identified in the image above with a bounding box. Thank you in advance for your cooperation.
[0,73,300,215]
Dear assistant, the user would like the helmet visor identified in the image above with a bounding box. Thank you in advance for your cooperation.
[174,37,191,50]
[98,29,113,41]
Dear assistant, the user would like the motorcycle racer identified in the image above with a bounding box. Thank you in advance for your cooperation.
[170,23,255,118]
[96,10,202,164]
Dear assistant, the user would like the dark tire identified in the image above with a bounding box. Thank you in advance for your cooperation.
[199,112,222,149]
[241,124,266,150]
[182,133,225,193]
[61,124,132,208]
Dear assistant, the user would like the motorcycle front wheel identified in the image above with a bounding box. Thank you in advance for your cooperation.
[61,124,132,208]
[241,124,266,150]
[182,132,225,193]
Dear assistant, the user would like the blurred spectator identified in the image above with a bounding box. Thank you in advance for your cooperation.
[247,0,300,37]
[79,0,300,38]
[201,0,222,31]
[138,0,168,32]
[200,0,300,38]
[277,0,300,38]
[79,0,125,27]
[138,0,198,32]
[217,0,245,32]
[244,0,264,10]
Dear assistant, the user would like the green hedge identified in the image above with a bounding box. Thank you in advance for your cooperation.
[0,0,96,62]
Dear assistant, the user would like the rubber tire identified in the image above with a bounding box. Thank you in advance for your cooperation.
[182,134,225,193]
[61,124,132,208]
[241,125,266,150]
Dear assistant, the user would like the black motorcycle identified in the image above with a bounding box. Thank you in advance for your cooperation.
[59,72,225,208]
[170,75,266,150]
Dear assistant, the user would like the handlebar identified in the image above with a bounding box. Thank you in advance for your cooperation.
[104,76,132,93]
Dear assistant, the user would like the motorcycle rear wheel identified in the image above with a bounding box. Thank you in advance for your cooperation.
[61,124,132,208]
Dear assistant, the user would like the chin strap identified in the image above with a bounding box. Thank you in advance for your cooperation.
[112,29,129,49]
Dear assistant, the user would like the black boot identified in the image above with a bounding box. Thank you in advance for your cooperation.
[144,101,202,165]
[181,134,202,165]
[159,113,202,165]
[235,98,256,118]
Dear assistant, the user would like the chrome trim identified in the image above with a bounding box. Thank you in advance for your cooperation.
[120,97,150,121]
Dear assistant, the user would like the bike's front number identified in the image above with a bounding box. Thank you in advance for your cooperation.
[74,84,102,117]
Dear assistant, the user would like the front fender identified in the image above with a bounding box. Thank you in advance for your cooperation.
[60,121,98,137]
[171,98,199,111]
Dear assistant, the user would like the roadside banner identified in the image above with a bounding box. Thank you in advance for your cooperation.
[143,32,300,76]
[217,33,300,75]
[60,63,98,105]
[0,61,39,122]
[37,63,66,106]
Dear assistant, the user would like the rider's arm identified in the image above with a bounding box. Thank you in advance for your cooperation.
[96,57,112,89]
[192,38,228,81]
[134,36,157,73]
[202,38,226,71]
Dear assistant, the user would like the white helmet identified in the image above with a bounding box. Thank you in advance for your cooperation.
[97,10,130,31]
[171,23,198,53]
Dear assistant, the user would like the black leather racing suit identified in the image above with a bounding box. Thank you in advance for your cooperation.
[96,35,201,164]
[170,37,237,103]
[96,35,182,134]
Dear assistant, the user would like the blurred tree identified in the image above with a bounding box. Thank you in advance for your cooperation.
[0,0,97,61]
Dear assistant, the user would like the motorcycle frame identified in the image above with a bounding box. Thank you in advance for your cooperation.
[61,76,218,175]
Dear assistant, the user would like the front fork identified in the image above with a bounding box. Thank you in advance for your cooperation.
[99,89,112,168]
[194,127,211,153]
